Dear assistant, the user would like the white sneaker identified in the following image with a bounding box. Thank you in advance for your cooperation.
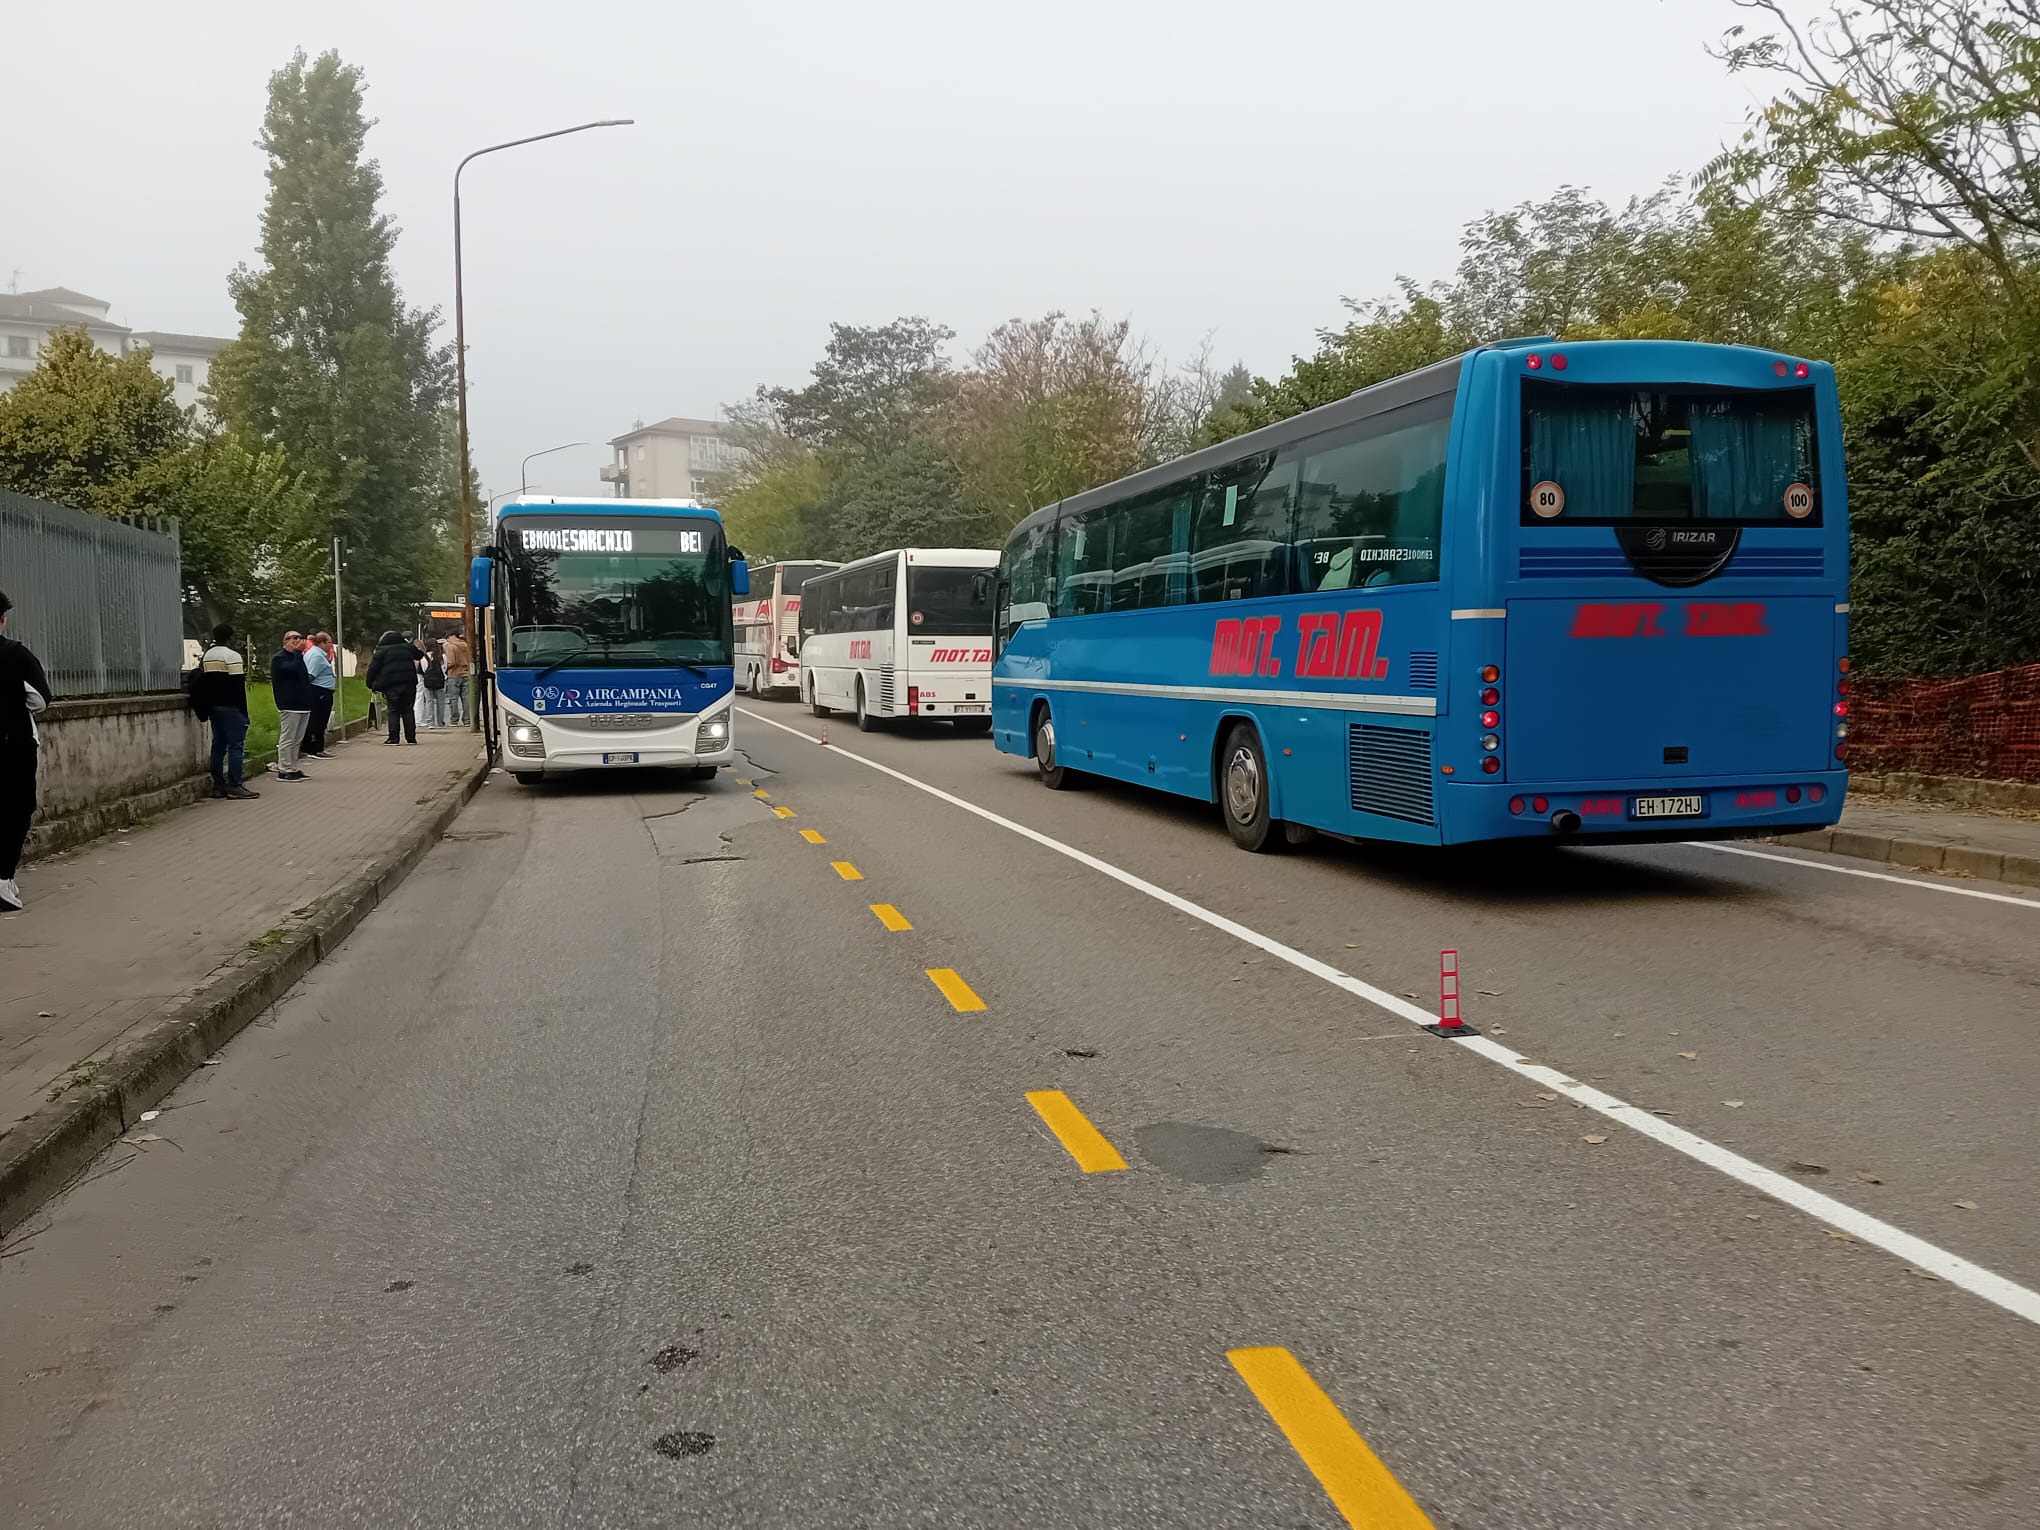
[0,877,21,912]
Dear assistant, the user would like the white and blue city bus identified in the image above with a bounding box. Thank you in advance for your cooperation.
[469,496,751,785]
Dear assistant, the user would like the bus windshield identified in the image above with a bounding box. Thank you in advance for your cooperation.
[502,517,731,669]
[909,565,992,636]
[1522,381,1820,523]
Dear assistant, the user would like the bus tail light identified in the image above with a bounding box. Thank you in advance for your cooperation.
[1532,797,1548,814]
[1509,797,1525,814]
[1481,710,1499,728]
[1526,354,1543,371]
[1480,665,1499,684]
[1549,353,1567,371]
[1795,362,1810,378]
[770,656,790,674]
[1481,757,1501,775]
[907,685,920,714]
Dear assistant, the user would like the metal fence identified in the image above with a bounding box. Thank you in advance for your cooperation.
[0,490,185,697]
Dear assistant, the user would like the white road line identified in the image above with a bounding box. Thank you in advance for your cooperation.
[1686,841,2040,908]
[738,706,2040,1330]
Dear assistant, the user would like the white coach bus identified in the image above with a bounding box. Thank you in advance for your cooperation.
[735,559,837,699]
[797,548,998,734]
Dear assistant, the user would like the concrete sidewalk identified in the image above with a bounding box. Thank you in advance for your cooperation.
[1778,793,2040,888]
[1,727,484,1181]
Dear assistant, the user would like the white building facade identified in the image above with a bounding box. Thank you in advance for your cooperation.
[602,416,740,500]
[0,288,232,414]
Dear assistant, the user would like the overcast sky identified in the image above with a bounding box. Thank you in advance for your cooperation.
[11,0,1788,502]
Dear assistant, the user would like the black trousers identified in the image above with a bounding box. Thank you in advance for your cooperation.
[305,689,334,753]
[1,748,35,881]
[384,690,416,743]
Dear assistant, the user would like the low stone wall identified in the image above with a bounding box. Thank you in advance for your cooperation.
[25,693,209,862]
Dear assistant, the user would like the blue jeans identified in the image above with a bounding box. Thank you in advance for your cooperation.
[210,708,249,787]
[443,678,469,725]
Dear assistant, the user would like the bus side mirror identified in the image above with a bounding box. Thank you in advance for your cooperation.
[468,554,493,609]
[729,551,751,597]
[972,570,994,602]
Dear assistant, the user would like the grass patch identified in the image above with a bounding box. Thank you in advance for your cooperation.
[246,925,291,952]
[245,676,373,767]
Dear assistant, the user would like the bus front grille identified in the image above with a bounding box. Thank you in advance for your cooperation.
[1347,724,1435,825]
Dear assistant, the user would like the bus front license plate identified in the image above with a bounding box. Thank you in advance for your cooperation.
[1633,794,1703,819]
[602,752,639,765]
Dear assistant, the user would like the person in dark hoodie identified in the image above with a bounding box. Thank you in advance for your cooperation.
[1,588,54,912]
[366,630,425,745]
[268,630,316,782]
[190,621,259,802]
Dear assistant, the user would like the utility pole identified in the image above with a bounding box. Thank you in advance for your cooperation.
[332,537,346,735]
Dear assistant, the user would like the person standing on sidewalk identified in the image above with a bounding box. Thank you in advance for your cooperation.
[418,639,448,730]
[303,631,338,758]
[442,630,471,727]
[367,630,424,745]
[269,631,316,782]
[0,589,54,913]
[191,622,258,802]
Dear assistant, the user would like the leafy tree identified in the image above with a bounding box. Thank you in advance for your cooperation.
[0,330,188,510]
[763,317,956,458]
[208,49,453,642]
[143,432,326,635]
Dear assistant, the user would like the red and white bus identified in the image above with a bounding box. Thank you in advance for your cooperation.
[796,549,999,733]
[735,560,837,699]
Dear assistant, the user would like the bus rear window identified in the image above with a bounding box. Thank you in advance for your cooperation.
[1522,381,1820,524]
[909,566,992,636]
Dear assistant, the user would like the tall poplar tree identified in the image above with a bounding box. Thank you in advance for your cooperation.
[209,49,453,641]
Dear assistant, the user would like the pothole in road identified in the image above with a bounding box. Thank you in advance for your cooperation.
[654,1431,716,1459]
[1133,1122,1299,1185]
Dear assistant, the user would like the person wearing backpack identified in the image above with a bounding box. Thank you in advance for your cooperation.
[418,638,449,729]
[366,630,425,745]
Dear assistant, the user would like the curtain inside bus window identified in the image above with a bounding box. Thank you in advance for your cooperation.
[1527,392,1635,517]
[1687,397,1810,519]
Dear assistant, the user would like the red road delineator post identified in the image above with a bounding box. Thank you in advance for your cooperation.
[1423,948,1480,1038]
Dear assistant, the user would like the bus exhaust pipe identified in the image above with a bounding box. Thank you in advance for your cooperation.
[1549,808,1582,835]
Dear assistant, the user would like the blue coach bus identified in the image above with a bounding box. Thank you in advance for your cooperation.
[469,497,750,784]
[991,338,1850,851]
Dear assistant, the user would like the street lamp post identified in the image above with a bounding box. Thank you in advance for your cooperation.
[454,119,632,733]
[520,440,591,494]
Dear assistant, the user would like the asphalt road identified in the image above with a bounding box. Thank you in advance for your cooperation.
[4,696,2037,1528]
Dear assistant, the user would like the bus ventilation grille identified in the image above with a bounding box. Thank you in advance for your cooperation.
[879,668,896,713]
[1348,724,1435,825]
[1407,652,1439,690]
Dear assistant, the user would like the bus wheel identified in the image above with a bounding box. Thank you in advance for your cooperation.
[809,680,830,719]
[1219,722,1283,853]
[953,716,992,737]
[748,668,761,699]
[855,681,880,732]
[1034,707,1079,791]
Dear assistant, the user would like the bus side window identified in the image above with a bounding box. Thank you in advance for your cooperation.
[1293,401,1450,590]
[1192,452,1293,604]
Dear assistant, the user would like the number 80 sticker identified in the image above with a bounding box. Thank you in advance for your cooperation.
[1529,480,1565,518]
[1783,482,1814,519]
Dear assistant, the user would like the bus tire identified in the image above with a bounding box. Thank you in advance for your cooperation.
[1219,722,1283,853]
[855,680,880,732]
[1033,705,1079,791]
[953,716,992,736]
[748,668,761,699]
[809,679,830,718]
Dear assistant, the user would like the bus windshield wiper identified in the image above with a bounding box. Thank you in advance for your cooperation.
[535,639,594,680]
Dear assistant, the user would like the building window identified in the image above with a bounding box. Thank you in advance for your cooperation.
[175,364,195,385]
[636,444,646,461]
[4,336,29,359]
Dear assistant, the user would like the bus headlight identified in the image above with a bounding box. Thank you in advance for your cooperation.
[699,717,729,744]
[509,721,541,745]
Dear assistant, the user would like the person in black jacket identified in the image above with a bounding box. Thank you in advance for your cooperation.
[269,630,316,782]
[366,630,424,745]
[190,621,258,801]
[0,589,54,912]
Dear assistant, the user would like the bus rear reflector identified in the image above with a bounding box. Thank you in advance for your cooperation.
[907,686,919,713]
[1550,353,1567,371]
[1481,757,1501,775]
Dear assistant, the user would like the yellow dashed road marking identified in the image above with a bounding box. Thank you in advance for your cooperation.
[925,968,985,1012]
[1024,1090,1127,1173]
[800,829,827,844]
[870,903,912,931]
[1228,1347,1436,1529]
[831,861,863,881]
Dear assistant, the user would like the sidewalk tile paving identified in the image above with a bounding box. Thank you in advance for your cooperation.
[0,728,480,1139]
[1835,797,2040,861]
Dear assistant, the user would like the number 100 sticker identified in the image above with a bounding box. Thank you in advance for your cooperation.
[1783,483,1814,519]
[1529,480,1565,518]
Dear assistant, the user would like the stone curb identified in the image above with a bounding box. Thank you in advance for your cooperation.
[0,747,491,1238]
[1772,826,2040,890]
[1848,772,2040,814]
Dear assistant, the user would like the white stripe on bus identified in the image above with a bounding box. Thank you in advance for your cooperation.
[736,704,2040,1332]
[1021,679,1436,717]
[1449,608,1506,620]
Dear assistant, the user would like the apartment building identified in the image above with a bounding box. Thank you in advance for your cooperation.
[0,287,231,412]
[602,416,739,500]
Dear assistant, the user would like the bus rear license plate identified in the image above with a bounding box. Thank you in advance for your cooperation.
[602,752,639,765]
[1633,794,1703,819]
[953,704,987,713]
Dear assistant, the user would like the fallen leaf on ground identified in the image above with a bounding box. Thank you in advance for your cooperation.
[1852,1170,1883,1185]
[1677,1051,1698,1061]
[1788,1160,1829,1176]
[1954,1199,1979,1210]
[1515,1057,1541,1066]
[1651,1108,1674,1116]
[1344,943,1360,949]
[1478,988,1503,996]
[1517,1101,1548,1110]
[1906,1267,1941,1281]
[1826,1229,1856,1242]
[139,1110,161,1123]
[1582,1134,1609,1145]
[1535,1092,1556,1102]
[1723,1100,1745,1109]
[1612,1031,1626,1038]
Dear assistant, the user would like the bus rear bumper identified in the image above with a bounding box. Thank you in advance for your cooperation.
[1445,772,1849,846]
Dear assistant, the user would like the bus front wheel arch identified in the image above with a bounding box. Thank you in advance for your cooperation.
[1214,720,1285,853]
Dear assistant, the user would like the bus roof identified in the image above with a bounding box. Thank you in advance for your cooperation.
[810,548,999,577]
[494,495,724,523]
